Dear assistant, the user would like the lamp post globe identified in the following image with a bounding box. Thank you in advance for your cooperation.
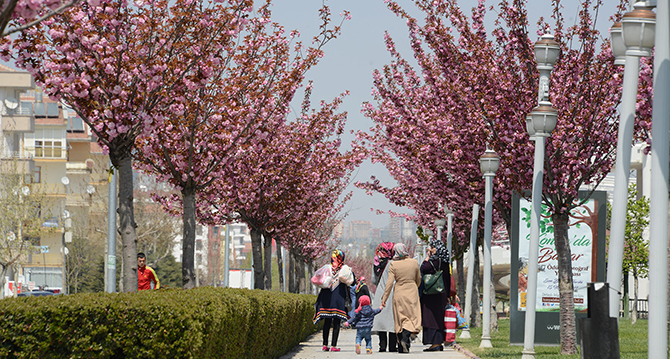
[610,22,627,66]
[479,149,500,176]
[621,3,656,57]
[530,104,558,136]
[533,33,561,69]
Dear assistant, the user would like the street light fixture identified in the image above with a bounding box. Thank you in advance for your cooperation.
[479,148,499,348]
[610,22,627,66]
[607,2,656,320]
[522,32,560,359]
[445,208,454,263]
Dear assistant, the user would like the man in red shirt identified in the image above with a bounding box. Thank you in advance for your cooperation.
[137,252,160,290]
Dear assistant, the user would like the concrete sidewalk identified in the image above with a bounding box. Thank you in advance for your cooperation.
[280,327,473,359]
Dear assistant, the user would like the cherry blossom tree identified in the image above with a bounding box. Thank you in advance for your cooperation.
[200,88,365,290]
[11,0,251,292]
[131,2,349,289]
[358,0,651,353]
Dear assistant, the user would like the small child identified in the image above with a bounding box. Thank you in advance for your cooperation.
[343,295,382,354]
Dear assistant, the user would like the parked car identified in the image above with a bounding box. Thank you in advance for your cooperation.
[17,291,55,297]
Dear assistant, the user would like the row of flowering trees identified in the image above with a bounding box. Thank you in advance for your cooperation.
[357,0,651,354]
[4,0,358,291]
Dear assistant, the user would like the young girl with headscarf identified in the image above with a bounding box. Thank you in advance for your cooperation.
[420,238,453,351]
[313,249,354,352]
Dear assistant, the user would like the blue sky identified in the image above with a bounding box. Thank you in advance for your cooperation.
[270,0,621,229]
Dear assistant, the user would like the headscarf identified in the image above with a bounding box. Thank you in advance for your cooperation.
[355,295,371,313]
[393,243,410,260]
[331,249,345,275]
[355,276,367,293]
[430,238,449,262]
[373,242,394,279]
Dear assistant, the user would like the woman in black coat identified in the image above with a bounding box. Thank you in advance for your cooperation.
[420,238,452,351]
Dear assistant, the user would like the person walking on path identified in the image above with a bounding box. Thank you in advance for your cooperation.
[344,295,382,354]
[313,249,354,352]
[420,239,452,351]
[371,242,397,352]
[137,252,160,291]
[380,243,422,354]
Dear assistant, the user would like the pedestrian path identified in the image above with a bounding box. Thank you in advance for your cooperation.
[280,328,473,359]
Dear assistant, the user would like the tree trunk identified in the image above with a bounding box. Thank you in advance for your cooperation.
[457,257,465,309]
[263,234,272,290]
[276,239,284,292]
[181,186,197,289]
[115,154,138,293]
[552,212,578,354]
[471,247,481,328]
[623,272,630,319]
[250,228,264,289]
[288,250,296,293]
[632,273,638,324]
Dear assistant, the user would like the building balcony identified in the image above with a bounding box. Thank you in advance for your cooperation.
[0,153,34,174]
[1,111,34,132]
[66,161,92,175]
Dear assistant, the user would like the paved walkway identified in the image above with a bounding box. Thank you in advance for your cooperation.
[280,328,473,359]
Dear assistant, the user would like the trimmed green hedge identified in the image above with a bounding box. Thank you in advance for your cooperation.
[0,287,320,358]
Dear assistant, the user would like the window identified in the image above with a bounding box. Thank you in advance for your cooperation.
[32,166,40,183]
[25,129,66,159]
[196,254,202,265]
[196,241,203,251]
[46,103,59,117]
[35,140,63,158]
[33,103,46,117]
[67,116,84,132]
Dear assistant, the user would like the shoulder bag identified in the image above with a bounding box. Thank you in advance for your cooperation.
[422,259,445,295]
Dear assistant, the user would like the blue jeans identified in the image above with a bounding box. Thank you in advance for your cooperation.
[356,327,372,349]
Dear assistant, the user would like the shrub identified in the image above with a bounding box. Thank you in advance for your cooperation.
[0,287,318,358]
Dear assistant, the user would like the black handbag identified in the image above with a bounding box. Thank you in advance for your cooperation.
[422,259,445,295]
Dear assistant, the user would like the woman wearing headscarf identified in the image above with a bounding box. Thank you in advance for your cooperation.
[371,242,397,352]
[313,249,354,352]
[380,243,422,353]
[420,238,452,351]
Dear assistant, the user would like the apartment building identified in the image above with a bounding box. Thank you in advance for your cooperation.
[1,65,108,295]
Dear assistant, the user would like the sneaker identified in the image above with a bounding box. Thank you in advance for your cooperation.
[356,344,361,354]
[322,345,330,351]
[366,348,373,354]
[331,347,341,352]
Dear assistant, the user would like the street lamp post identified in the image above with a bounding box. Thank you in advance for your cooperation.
[460,203,480,339]
[607,2,656,319]
[435,218,446,244]
[445,208,454,263]
[647,0,667,356]
[522,33,560,359]
[106,161,118,293]
[479,148,500,348]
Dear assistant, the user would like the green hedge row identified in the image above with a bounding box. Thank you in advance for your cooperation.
[0,287,320,358]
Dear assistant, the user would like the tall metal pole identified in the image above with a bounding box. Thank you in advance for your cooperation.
[480,174,494,348]
[224,224,230,287]
[522,137,546,358]
[105,160,117,293]
[648,0,669,356]
[446,211,454,263]
[607,53,642,318]
[460,204,480,339]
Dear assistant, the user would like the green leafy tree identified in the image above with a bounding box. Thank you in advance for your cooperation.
[0,160,55,298]
[622,185,649,324]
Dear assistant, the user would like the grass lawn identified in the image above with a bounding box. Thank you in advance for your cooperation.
[457,318,648,358]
